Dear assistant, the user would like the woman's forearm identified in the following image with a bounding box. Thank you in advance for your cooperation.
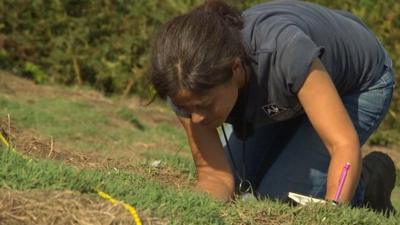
[325,143,362,203]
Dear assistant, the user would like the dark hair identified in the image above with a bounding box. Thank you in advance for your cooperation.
[149,0,246,99]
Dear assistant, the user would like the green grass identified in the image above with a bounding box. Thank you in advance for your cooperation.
[1,146,399,224]
[0,96,112,151]
[393,187,400,212]
[1,84,400,224]
[150,122,188,147]
[0,96,108,136]
[0,147,224,224]
[141,149,197,180]
[393,169,400,211]
[0,95,186,155]
[117,107,146,131]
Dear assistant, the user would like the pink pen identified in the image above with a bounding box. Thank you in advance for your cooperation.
[334,162,351,202]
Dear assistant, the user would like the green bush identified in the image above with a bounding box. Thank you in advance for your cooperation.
[0,0,203,94]
[0,0,399,144]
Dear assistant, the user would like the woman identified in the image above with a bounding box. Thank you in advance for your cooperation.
[149,0,396,213]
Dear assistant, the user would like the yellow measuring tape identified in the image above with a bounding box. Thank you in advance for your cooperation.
[97,190,143,225]
[0,131,142,225]
[0,131,10,148]
[0,130,30,162]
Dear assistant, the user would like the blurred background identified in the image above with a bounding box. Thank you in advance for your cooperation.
[0,0,399,146]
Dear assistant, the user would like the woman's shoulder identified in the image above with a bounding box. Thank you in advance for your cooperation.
[241,1,313,54]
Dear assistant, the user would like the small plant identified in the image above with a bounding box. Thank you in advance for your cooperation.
[23,62,46,84]
[117,108,145,131]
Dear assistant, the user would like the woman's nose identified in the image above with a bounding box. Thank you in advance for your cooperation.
[191,112,205,124]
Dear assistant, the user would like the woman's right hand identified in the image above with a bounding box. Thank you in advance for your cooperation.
[178,116,235,202]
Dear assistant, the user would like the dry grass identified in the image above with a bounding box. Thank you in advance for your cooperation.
[0,118,193,190]
[0,188,136,225]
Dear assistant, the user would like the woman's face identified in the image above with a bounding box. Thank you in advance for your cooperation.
[172,81,239,128]
[171,58,245,128]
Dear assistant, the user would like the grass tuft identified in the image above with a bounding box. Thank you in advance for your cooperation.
[0,147,225,224]
[117,107,146,131]
[1,147,399,224]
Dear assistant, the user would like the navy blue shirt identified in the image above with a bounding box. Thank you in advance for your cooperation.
[169,0,392,130]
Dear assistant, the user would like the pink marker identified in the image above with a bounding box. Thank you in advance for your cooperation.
[334,162,351,202]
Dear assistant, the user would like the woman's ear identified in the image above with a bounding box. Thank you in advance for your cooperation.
[231,57,242,73]
[231,57,245,88]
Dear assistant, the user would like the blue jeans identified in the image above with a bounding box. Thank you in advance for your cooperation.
[221,66,395,205]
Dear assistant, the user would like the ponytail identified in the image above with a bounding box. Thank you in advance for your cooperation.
[194,0,244,30]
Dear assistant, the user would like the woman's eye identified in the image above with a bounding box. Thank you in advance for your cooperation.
[201,101,212,108]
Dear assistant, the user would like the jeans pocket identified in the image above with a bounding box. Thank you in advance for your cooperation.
[342,70,395,144]
[366,67,396,91]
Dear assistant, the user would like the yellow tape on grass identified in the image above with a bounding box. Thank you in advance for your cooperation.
[1,131,142,224]
[0,130,31,162]
[0,131,10,148]
[97,190,143,225]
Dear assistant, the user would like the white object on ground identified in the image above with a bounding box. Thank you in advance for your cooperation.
[240,192,253,201]
[150,160,162,168]
[288,192,327,205]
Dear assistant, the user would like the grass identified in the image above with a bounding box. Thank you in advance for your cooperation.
[393,187,400,211]
[141,148,197,181]
[0,147,225,224]
[0,80,400,224]
[117,107,146,131]
[0,95,187,156]
[393,169,400,210]
[1,146,399,224]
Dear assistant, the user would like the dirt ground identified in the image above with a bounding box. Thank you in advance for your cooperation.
[0,188,170,225]
[0,118,192,188]
[0,71,190,224]
[0,70,190,177]
[363,145,400,168]
[2,70,399,162]
[0,71,399,224]
[0,70,180,127]
[0,119,184,225]
[0,188,135,225]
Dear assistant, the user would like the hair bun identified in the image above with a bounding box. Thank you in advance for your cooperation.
[195,0,243,29]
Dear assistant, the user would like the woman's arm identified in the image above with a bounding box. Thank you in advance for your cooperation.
[297,58,362,203]
[178,116,235,202]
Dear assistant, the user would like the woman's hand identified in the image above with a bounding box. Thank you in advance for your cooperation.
[178,116,235,202]
[297,58,362,203]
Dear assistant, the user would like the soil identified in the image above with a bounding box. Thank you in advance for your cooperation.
[0,71,399,224]
[0,188,167,225]
[0,71,191,224]
[0,118,193,188]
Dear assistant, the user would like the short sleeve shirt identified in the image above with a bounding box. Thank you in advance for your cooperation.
[168,0,392,129]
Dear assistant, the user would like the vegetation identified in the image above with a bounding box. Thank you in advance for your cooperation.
[0,1,399,223]
[0,146,225,224]
[0,73,398,223]
[1,0,399,145]
[1,143,399,224]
